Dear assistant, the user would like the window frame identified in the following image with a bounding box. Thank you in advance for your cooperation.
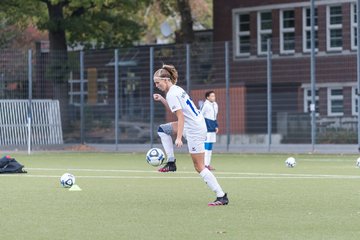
[351,3,357,50]
[326,5,343,52]
[280,9,296,54]
[303,88,319,115]
[68,74,109,106]
[302,7,318,53]
[257,11,272,55]
[327,87,344,116]
[352,87,358,116]
[235,12,251,57]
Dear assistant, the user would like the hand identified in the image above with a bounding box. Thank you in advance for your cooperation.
[175,138,183,148]
[215,128,219,134]
[153,94,163,102]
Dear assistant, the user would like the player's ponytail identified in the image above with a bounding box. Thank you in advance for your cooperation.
[153,64,178,85]
[161,64,178,85]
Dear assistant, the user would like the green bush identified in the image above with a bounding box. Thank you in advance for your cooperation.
[317,128,357,144]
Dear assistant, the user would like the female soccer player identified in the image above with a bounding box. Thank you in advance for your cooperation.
[200,91,219,171]
[153,64,228,206]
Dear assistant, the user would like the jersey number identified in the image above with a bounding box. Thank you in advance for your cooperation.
[186,99,198,116]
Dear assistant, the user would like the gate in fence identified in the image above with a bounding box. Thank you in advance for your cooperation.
[0,100,63,145]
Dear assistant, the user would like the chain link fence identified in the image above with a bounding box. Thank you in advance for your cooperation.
[0,39,359,152]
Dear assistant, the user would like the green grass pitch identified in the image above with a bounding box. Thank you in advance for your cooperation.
[1,152,360,240]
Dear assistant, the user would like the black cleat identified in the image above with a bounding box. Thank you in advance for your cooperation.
[158,160,177,172]
[208,193,229,206]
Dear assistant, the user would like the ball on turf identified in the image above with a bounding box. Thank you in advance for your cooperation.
[285,157,296,168]
[356,157,360,168]
[60,173,75,188]
[146,148,165,166]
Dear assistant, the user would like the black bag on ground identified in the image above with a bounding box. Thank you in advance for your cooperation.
[0,156,27,174]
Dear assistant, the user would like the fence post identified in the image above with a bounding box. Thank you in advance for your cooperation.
[225,42,230,151]
[27,49,32,155]
[115,49,119,150]
[150,47,154,147]
[186,44,191,93]
[80,51,85,145]
[310,0,317,152]
[357,0,360,152]
[267,39,272,152]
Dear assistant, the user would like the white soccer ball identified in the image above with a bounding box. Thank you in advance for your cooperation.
[356,158,360,168]
[285,157,296,168]
[60,173,75,188]
[146,148,165,167]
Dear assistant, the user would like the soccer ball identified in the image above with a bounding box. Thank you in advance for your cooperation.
[60,173,75,188]
[146,148,165,166]
[285,157,296,168]
[356,158,360,168]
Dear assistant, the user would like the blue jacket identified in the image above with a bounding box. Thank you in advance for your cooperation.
[204,118,218,132]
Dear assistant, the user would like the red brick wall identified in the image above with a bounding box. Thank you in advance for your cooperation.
[193,87,246,134]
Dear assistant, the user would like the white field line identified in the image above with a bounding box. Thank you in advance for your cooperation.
[300,158,356,162]
[27,168,162,173]
[26,167,360,178]
[0,174,360,179]
[0,167,360,179]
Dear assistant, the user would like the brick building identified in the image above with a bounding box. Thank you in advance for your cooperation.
[207,0,359,141]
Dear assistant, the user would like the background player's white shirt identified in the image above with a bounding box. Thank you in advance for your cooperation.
[201,100,218,121]
[166,85,206,131]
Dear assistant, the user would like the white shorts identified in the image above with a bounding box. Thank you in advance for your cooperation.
[183,127,206,154]
[205,132,216,143]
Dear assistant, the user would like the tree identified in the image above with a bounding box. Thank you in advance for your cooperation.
[1,0,149,86]
[1,0,148,84]
[176,0,194,43]
[0,19,21,49]
[1,0,148,132]
[140,0,212,44]
[1,0,148,51]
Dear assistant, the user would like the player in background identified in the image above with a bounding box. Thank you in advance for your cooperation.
[153,64,229,206]
[200,91,218,171]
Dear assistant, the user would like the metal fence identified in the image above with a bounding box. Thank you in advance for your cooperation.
[0,99,63,146]
[1,38,360,153]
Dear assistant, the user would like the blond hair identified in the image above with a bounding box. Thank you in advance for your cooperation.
[153,64,178,85]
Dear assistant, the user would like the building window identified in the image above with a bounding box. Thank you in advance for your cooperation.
[304,88,319,114]
[327,5,343,51]
[280,9,295,54]
[352,87,358,115]
[303,7,318,52]
[351,3,357,50]
[236,13,251,56]
[257,11,272,55]
[327,88,344,116]
[68,71,108,106]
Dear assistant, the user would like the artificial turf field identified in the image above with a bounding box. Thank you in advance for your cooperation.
[1,152,360,240]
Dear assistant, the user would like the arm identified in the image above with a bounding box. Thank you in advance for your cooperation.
[200,102,209,116]
[153,94,171,112]
[174,109,185,147]
[215,102,219,133]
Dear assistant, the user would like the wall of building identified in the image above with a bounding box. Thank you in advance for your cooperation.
[214,0,308,42]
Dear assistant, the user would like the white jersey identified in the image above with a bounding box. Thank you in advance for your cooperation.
[201,100,218,121]
[201,100,218,142]
[166,85,206,131]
